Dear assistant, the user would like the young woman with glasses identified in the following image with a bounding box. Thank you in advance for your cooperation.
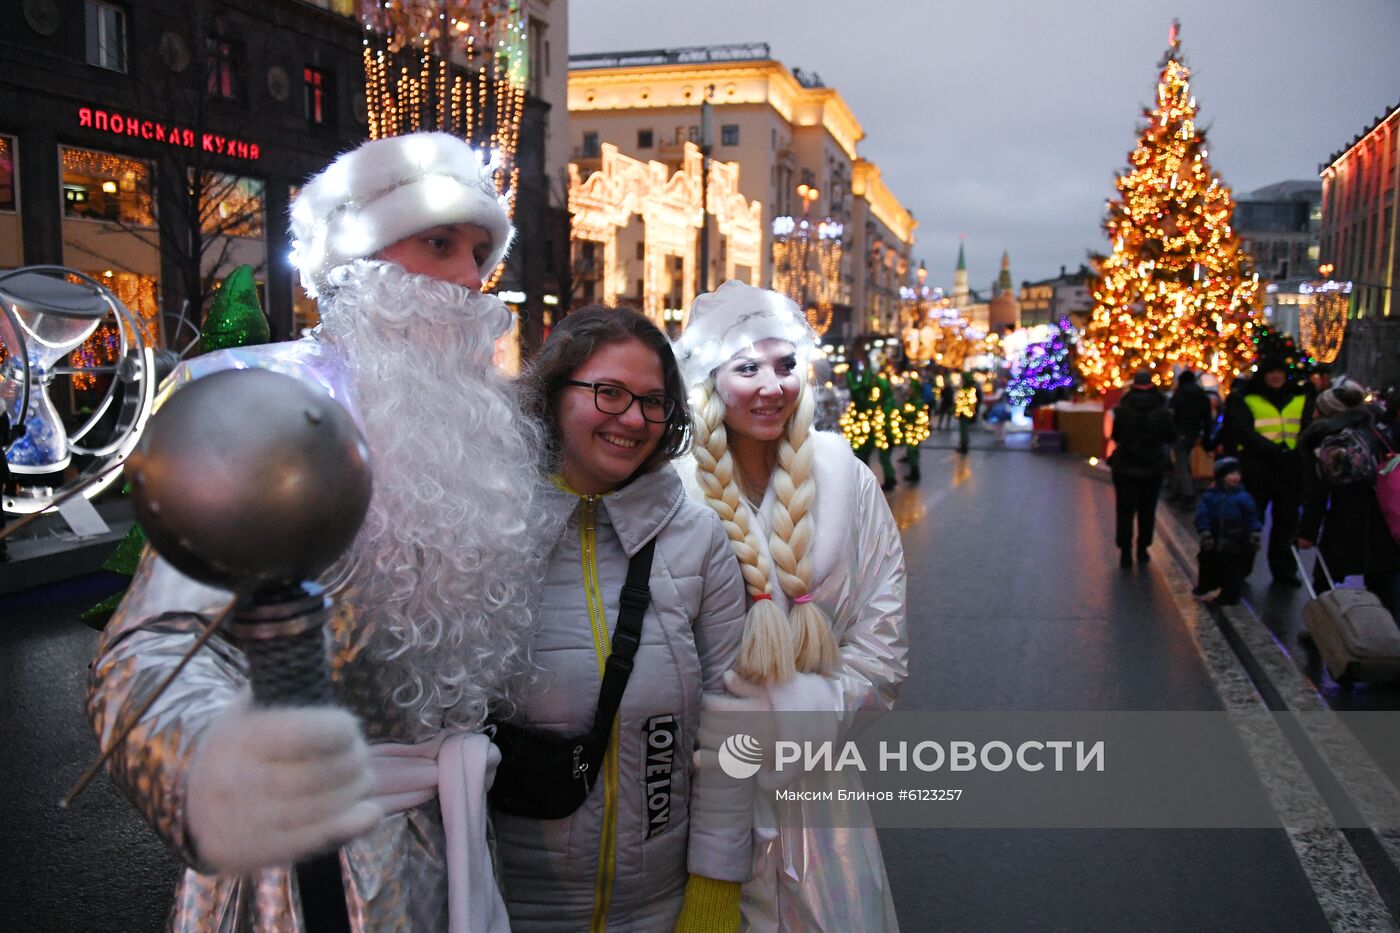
[676,281,908,932]
[497,304,752,930]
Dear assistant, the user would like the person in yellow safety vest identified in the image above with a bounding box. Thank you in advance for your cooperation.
[1226,355,1310,586]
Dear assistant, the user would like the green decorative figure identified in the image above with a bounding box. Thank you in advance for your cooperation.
[200,264,270,353]
[83,265,271,629]
[839,364,898,491]
[894,371,930,483]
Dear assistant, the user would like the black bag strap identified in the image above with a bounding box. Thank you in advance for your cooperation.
[590,537,657,739]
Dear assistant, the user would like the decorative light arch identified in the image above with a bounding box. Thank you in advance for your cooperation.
[568,142,761,328]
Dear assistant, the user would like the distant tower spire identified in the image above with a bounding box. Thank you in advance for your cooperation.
[953,237,969,307]
[997,249,1013,295]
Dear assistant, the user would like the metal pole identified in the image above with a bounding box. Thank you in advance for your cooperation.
[698,90,714,295]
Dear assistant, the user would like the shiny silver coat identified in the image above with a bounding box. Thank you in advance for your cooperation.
[685,430,909,932]
[87,339,456,932]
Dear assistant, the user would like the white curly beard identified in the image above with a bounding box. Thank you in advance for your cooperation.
[316,260,543,733]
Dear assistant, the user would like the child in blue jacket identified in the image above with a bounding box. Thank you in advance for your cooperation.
[1194,457,1263,605]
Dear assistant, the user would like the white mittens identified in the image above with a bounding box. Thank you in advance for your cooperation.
[694,670,841,791]
[185,696,382,875]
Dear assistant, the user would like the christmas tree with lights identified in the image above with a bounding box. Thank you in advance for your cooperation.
[1077,21,1261,395]
[1008,318,1076,407]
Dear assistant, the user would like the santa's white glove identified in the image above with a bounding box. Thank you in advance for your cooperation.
[185,696,382,875]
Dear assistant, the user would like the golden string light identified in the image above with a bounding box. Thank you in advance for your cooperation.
[358,0,528,286]
[771,215,843,336]
[68,272,160,390]
[1300,283,1349,365]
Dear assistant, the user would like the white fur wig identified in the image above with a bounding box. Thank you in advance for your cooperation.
[289,132,514,298]
[675,280,818,391]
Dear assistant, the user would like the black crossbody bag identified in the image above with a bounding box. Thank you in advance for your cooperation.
[488,538,656,820]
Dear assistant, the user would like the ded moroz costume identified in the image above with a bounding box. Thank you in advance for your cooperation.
[88,132,540,932]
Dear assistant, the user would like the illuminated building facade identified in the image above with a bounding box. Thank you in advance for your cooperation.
[1319,99,1400,386]
[567,43,916,340]
[0,0,570,354]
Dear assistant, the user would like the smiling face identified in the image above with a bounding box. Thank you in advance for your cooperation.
[557,338,667,495]
[714,338,801,443]
[376,223,493,290]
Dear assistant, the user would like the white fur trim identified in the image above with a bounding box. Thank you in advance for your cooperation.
[675,280,818,390]
[290,132,514,297]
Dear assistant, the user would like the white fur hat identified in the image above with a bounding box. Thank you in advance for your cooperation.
[675,280,818,389]
[288,132,514,297]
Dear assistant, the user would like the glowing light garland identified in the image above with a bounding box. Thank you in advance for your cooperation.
[1299,280,1350,365]
[771,216,843,336]
[1076,23,1260,395]
[358,0,527,287]
[67,272,160,390]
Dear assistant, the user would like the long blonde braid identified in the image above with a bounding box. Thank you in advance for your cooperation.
[691,382,796,683]
[768,381,839,673]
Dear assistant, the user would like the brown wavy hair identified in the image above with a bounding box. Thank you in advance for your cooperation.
[522,304,692,480]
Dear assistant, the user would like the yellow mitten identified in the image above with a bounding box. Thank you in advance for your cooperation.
[673,874,742,933]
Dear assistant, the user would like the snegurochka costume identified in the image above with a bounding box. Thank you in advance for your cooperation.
[87,132,519,932]
[676,282,909,932]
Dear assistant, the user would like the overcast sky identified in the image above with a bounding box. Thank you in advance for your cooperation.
[569,0,1400,293]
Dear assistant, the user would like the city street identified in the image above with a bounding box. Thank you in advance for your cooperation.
[7,433,1400,930]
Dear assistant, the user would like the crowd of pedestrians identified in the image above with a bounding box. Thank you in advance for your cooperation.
[1108,357,1400,613]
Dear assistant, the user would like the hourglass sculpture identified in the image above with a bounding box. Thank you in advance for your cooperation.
[0,267,156,514]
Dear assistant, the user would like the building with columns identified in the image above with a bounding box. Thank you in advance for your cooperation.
[566,43,916,340]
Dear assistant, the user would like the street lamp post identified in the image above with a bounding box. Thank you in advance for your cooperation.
[697,85,715,295]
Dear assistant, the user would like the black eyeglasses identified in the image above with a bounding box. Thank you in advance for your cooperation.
[563,380,676,423]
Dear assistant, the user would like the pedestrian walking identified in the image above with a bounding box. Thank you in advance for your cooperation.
[0,409,25,562]
[1109,370,1176,568]
[1193,457,1262,605]
[88,131,544,931]
[1295,381,1400,613]
[502,305,750,929]
[955,372,981,455]
[677,280,908,933]
[1227,355,1309,585]
[1168,369,1212,508]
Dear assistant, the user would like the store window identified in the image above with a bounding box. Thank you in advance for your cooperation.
[85,1,127,73]
[61,146,154,225]
[198,173,264,238]
[303,67,328,124]
[0,135,16,212]
[208,39,240,100]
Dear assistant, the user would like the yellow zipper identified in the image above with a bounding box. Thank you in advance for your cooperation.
[577,496,620,932]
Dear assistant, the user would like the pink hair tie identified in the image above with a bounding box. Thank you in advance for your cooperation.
[793,595,814,605]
